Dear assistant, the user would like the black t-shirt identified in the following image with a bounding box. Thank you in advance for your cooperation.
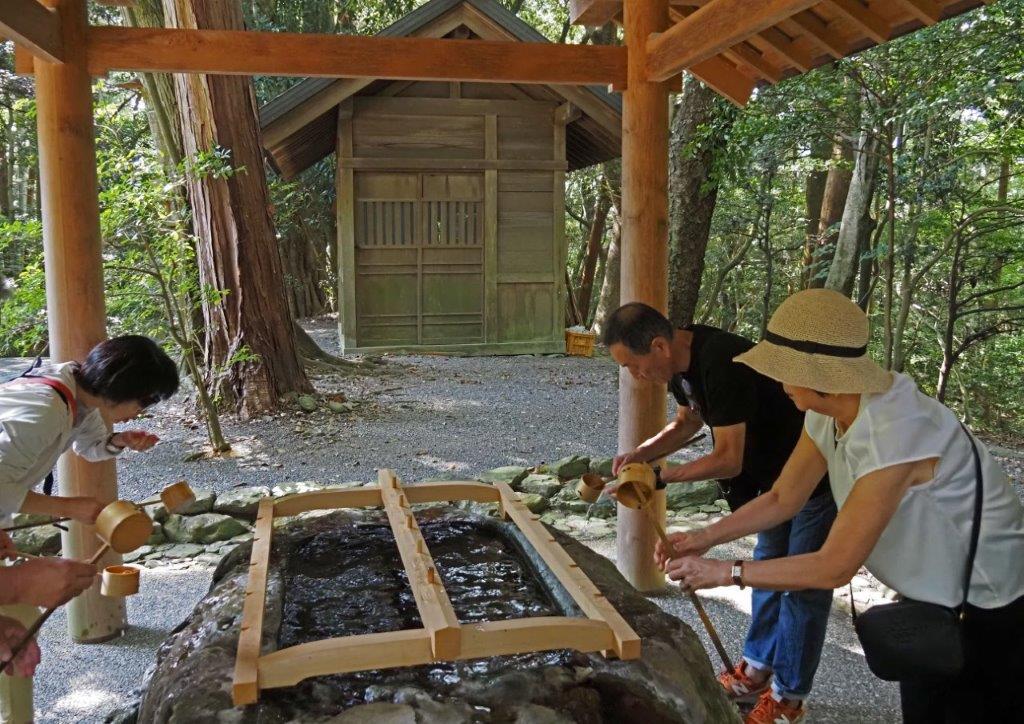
[670,325,830,509]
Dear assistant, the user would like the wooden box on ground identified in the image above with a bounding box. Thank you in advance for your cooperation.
[565,329,596,357]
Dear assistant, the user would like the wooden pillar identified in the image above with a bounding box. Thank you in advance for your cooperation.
[617,0,670,592]
[35,0,126,642]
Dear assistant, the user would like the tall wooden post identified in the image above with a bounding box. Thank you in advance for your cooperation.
[617,0,670,592]
[35,0,126,642]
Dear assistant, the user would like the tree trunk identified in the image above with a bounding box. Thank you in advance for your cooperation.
[123,0,184,167]
[163,0,311,416]
[281,227,329,319]
[592,214,621,335]
[808,137,854,288]
[576,175,612,318]
[667,73,735,327]
[802,138,831,287]
[825,118,880,295]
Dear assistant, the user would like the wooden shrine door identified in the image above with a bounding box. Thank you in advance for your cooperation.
[353,172,485,348]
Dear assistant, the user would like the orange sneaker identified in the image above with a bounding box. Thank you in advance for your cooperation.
[717,661,770,703]
[745,691,806,724]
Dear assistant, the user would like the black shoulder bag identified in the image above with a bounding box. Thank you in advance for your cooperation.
[851,421,983,682]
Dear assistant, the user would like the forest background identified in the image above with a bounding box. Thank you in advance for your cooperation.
[1,0,1021,443]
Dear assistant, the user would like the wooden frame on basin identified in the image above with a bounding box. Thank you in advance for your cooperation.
[231,468,641,706]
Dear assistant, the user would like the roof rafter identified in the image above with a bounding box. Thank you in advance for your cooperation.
[786,10,849,57]
[892,0,943,25]
[820,0,891,44]
[646,0,819,82]
[0,0,63,64]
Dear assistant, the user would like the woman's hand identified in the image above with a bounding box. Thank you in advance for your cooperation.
[0,615,40,677]
[611,450,645,476]
[62,496,106,524]
[110,430,160,452]
[665,556,732,593]
[654,530,711,569]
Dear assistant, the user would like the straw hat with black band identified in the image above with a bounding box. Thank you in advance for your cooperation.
[734,289,892,394]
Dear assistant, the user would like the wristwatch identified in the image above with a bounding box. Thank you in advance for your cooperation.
[731,560,745,589]
[105,433,126,455]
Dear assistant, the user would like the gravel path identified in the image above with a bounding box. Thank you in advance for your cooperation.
[3,331,1021,723]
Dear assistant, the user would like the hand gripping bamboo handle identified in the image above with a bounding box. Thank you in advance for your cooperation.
[638,490,735,673]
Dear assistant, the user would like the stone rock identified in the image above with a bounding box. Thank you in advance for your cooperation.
[518,493,548,514]
[476,466,529,487]
[519,474,562,499]
[327,400,355,414]
[136,508,740,724]
[298,395,318,412]
[149,489,215,520]
[164,513,248,544]
[328,703,416,723]
[565,500,591,515]
[515,704,573,723]
[162,543,204,559]
[665,480,721,510]
[10,513,53,528]
[699,504,721,514]
[213,486,270,522]
[590,458,614,478]
[146,525,167,546]
[12,524,62,556]
[272,480,326,497]
[552,455,590,480]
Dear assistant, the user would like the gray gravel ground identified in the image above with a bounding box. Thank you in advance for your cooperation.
[3,329,1021,723]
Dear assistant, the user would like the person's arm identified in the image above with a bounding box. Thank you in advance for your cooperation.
[612,405,703,474]
[654,429,827,565]
[19,490,104,524]
[70,410,117,462]
[0,558,98,608]
[667,457,935,592]
[660,422,745,484]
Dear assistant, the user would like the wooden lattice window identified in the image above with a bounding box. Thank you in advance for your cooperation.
[425,200,483,246]
[357,200,417,247]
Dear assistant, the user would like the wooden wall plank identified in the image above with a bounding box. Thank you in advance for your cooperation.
[337,100,358,352]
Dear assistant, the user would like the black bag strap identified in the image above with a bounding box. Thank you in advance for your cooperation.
[958,421,984,615]
[851,420,984,622]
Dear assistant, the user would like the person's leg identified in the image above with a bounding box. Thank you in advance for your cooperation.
[768,492,837,702]
[949,593,1024,721]
[899,679,946,723]
[0,604,38,724]
[741,520,792,679]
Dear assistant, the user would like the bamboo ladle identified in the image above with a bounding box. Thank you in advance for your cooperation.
[1,500,154,672]
[1,481,196,533]
[615,462,735,673]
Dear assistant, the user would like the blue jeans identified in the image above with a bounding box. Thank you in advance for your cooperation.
[742,491,837,700]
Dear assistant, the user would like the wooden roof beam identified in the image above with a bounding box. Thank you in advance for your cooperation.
[892,0,943,25]
[787,10,849,58]
[0,0,63,64]
[84,26,627,86]
[821,0,891,44]
[689,56,757,107]
[751,27,815,73]
[724,42,783,84]
[646,0,819,82]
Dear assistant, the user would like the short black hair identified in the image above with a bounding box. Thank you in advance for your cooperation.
[75,335,179,405]
[601,302,674,354]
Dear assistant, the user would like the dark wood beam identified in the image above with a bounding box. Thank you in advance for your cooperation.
[787,10,849,58]
[821,0,891,44]
[0,0,63,63]
[646,0,818,82]
[752,27,815,72]
[690,56,757,106]
[892,0,943,25]
[85,26,627,86]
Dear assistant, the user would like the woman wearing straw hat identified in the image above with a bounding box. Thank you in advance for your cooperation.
[657,289,1024,722]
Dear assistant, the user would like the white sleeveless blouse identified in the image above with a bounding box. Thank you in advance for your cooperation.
[805,373,1024,609]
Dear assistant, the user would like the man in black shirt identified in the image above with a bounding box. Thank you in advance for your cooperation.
[602,302,835,724]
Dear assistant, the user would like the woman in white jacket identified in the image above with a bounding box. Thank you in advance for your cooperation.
[0,335,178,694]
[658,290,1024,723]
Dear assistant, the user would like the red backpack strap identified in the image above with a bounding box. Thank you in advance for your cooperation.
[14,376,78,420]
